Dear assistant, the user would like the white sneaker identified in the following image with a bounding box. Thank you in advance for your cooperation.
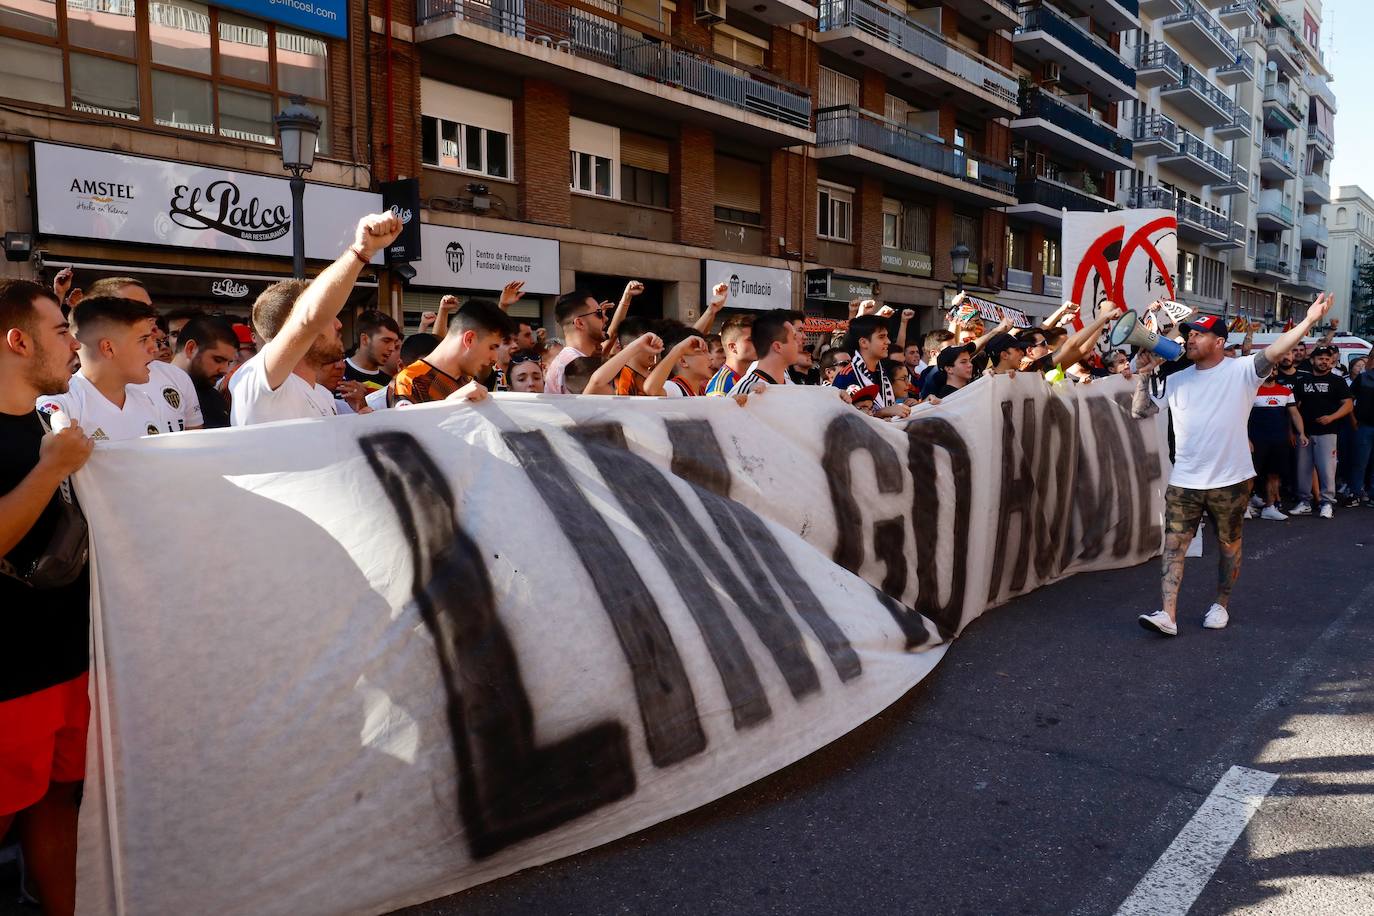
[1139,610,1178,636]
[1249,494,1266,509]
[1260,505,1288,521]
[1320,503,1334,519]
[1290,501,1313,516]
[1203,604,1229,629]
[1243,505,1256,519]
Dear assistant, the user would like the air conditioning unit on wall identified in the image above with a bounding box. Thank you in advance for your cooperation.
[696,0,726,23]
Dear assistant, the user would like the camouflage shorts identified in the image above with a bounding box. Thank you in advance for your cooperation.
[1164,480,1252,544]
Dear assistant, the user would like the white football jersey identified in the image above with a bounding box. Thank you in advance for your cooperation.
[135,360,202,430]
[37,372,181,441]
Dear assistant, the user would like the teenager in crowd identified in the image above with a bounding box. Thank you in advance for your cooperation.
[704,314,756,396]
[706,333,726,372]
[929,343,976,401]
[387,298,508,407]
[1247,373,1304,520]
[829,315,910,419]
[231,213,402,425]
[343,310,401,394]
[820,348,851,386]
[172,315,240,429]
[733,311,803,397]
[0,278,95,916]
[1289,343,1354,518]
[38,297,180,440]
[365,333,439,411]
[86,278,201,431]
[507,350,545,394]
[584,332,662,395]
[645,325,712,397]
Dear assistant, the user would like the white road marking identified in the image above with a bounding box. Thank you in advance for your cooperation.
[1114,765,1279,916]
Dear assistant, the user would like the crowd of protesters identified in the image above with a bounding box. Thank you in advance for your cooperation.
[3,211,1374,914]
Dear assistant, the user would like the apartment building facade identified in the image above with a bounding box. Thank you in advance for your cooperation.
[1225,0,1334,326]
[1324,186,1374,333]
[0,0,1047,331]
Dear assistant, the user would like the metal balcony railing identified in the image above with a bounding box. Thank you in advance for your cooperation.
[417,0,811,129]
[1215,48,1254,81]
[1137,39,1182,75]
[1305,72,1336,110]
[1301,214,1329,243]
[1015,176,1120,212]
[1304,172,1331,200]
[1263,81,1292,108]
[1261,137,1296,169]
[1018,88,1133,158]
[1132,112,1178,144]
[1005,267,1033,292]
[1267,27,1300,62]
[1307,125,1334,151]
[816,105,1015,194]
[1168,64,1236,118]
[1258,195,1294,224]
[1299,262,1326,286]
[1176,197,1231,234]
[1254,255,1287,275]
[820,0,1017,105]
[1162,0,1239,55]
[1017,5,1136,89]
[1173,128,1231,174]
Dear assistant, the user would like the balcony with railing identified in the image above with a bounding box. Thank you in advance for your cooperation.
[1135,40,1181,89]
[1300,213,1329,247]
[1158,127,1231,183]
[1126,186,1229,242]
[1256,191,1295,229]
[818,0,1019,116]
[1296,261,1326,290]
[1218,0,1258,29]
[1160,63,1235,127]
[1141,0,1184,16]
[1161,0,1237,70]
[1266,27,1302,77]
[1011,88,1134,169]
[1005,267,1034,293]
[415,0,813,144]
[815,105,1016,203]
[1305,72,1337,112]
[1132,112,1178,155]
[1214,109,1249,142]
[1014,4,1137,102]
[1307,124,1334,158]
[1007,175,1120,226]
[943,0,1022,33]
[1212,163,1247,195]
[1254,248,1289,279]
[1262,82,1299,132]
[1259,136,1297,179]
[1303,171,1330,205]
[723,0,817,26]
[1215,47,1255,86]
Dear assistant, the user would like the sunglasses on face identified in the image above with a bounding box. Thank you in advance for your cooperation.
[510,352,541,366]
[833,359,852,369]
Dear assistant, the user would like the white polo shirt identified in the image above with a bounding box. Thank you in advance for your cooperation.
[135,359,202,430]
[37,372,180,441]
[229,352,338,426]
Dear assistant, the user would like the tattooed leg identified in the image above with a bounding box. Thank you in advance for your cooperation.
[1216,538,1243,609]
[1161,532,1191,621]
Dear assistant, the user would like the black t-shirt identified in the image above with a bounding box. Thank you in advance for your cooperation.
[341,358,391,393]
[787,366,820,385]
[1291,371,1353,429]
[195,377,231,429]
[932,382,965,399]
[0,410,90,702]
[1352,370,1374,425]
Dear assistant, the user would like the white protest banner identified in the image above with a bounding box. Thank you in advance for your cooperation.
[1062,209,1177,327]
[74,378,1168,916]
[33,142,382,262]
[410,224,561,294]
[950,293,1031,328]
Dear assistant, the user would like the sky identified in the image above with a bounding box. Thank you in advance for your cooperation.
[1324,0,1372,195]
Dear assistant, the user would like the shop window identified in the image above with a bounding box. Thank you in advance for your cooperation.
[818,184,852,243]
[0,2,329,151]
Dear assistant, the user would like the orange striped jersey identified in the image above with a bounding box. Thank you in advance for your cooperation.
[386,359,470,407]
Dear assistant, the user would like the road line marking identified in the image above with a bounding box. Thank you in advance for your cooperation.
[1113,765,1279,916]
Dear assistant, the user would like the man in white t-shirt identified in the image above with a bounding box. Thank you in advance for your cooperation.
[1130,293,1333,636]
[85,277,202,430]
[36,295,179,441]
[230,212,402,426]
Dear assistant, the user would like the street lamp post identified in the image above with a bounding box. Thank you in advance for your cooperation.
[274,97,322,280]
[949,243,971,295]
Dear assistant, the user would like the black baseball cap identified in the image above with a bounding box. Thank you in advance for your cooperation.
[936,342,976,368]
[984,332,1026,360]
[1310,344,1338,357]
[1180,314,1228,338]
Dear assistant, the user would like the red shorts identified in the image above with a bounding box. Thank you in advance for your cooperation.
[0,674,90,816]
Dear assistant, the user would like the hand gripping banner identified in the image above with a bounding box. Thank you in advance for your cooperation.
[73,377,1168,916]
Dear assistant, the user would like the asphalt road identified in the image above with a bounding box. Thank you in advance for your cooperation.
[4,511,1371,915]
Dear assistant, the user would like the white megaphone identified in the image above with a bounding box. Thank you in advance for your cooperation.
[1108,310,1183,360]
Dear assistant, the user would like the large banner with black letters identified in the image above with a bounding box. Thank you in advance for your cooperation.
[74,377,1167,916]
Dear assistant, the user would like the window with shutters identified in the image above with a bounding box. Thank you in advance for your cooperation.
[570,117,618,198]
[712,24,767,69]
[882,198,901,249]
[619,129,670,208]
[714,155,763,225]
[421,81,512,179]
[818,66,859,109]
[818,182,852,242]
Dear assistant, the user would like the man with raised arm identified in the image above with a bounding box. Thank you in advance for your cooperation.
[1131,292,1333,636]
[230,213,402,426]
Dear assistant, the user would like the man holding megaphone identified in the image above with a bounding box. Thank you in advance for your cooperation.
[1128,293,1334,637]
